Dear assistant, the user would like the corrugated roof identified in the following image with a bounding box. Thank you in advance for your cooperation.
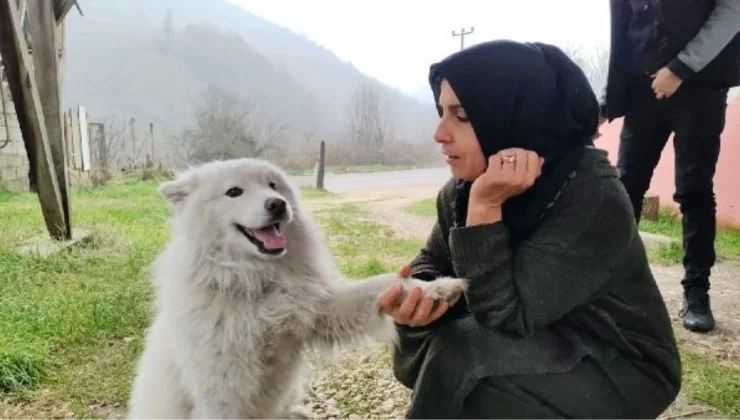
[54,0,82,22]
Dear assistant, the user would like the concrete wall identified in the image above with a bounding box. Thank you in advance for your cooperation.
[597,97,740,228]
[0,79,30,192]
[0,79,92,192]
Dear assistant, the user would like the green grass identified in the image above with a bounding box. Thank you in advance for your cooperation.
[641,210,740,262]
[2,180,739,418]
[313,203,422,278]
[648,241,684,265]
[0,179,168,418]
[403,198,436,218]
[681,347,740,417]
[299,187,333,200]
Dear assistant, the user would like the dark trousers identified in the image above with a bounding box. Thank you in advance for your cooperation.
[617,82,728,290]
[460,355,676,419]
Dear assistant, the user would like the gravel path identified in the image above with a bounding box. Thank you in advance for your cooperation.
[300,347,411,419]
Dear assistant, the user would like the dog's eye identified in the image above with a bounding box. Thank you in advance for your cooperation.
[268,182,277,190]
[225,187,243,198]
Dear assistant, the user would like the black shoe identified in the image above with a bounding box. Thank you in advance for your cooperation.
[679,287,715,333]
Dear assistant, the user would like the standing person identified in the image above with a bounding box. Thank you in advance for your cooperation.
[377,40,681,419]
[598,0,740,333]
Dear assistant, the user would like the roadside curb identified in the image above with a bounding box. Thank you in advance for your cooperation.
[640,231,678,247]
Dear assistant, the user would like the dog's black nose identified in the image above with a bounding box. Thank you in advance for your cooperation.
[265,197,287,217]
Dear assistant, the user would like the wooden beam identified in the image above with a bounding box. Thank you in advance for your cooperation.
[27,0,71,240]
[9,0,37,191]
[0,0,68,240]
[18,0,29,23]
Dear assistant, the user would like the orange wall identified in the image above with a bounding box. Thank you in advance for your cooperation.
[596,101,740,228]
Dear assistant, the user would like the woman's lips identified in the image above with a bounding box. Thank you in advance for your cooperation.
[444,154,460,164]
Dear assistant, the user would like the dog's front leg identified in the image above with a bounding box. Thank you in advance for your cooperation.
[181,368,251,420]
[173,330,260,419]
[310,273,401,349]
[309,273,468,349]
[181,360,261,419]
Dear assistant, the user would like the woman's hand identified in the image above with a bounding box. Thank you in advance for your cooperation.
[377,265,449,327]
[467,148,544,226]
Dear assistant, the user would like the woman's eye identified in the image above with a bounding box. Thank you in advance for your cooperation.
[268,182,277,190]
[456,115,470,123]
[225,187,243,198]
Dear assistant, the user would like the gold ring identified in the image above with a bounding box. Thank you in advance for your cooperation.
[502,155,517,164]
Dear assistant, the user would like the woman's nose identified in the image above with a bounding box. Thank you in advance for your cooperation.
[434,123,451,144]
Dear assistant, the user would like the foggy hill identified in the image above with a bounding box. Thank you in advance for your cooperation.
[61,0,439,146]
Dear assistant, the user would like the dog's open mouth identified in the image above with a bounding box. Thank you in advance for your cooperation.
[234,223,286,255]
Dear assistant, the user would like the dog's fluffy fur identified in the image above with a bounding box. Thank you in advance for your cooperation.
[127,158,467,419]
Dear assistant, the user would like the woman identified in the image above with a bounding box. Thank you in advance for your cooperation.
[377,40,681,419]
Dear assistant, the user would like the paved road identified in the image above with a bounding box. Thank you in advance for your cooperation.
[291,167,451,193]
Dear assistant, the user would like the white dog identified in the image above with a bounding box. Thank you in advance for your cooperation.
[127,158,467,419]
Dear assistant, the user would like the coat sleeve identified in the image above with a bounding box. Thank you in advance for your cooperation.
[667,0,740,80]
[448,177,635,337]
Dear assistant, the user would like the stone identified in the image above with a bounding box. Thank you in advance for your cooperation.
[15,229,94,257]
[638,231,678,247]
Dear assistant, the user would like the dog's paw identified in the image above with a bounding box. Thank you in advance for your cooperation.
[423,277,468,305]
[402,277,468,306]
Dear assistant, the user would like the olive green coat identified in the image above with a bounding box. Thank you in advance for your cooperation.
[392,148,681,419]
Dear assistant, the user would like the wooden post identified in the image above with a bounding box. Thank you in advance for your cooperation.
[642,195,660,222]
[27,0,71,240]
[129,117,136,168]
[65,110,75,168]
[0,0,68,240]
[149,122,154,162]
[69,106,80,167]
[316,140,325,190]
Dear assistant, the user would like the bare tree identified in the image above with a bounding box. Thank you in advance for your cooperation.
[89,116,127,171]
[589,43,610,94]
[346,81,388,163]
[559,41,610,95]
[174,85,288,166]
[85,116,128,186]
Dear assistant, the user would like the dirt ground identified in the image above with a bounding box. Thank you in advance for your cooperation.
[326,184,740,419]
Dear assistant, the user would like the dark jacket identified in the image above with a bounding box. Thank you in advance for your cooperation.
[601,0,740,120]
[392,148,682,418]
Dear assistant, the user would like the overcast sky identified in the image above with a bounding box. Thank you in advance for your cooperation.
[227,0,611,95]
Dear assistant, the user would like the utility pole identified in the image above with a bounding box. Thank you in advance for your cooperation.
[452,26,474,51]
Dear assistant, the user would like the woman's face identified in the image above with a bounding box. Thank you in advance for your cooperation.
[434,79,487,181]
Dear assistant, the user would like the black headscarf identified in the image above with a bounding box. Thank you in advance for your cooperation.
[428,40,600,246]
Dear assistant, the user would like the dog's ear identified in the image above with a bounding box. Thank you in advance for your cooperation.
[158,175,195,207]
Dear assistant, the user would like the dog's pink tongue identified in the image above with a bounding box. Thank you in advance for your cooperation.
[251,225,286,250]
